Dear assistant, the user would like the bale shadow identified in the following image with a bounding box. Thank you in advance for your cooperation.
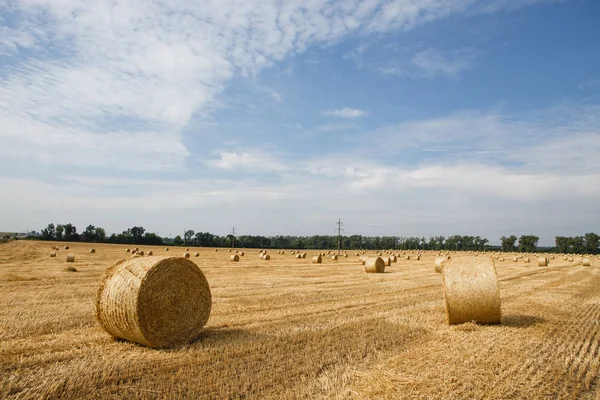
[502,314,546,328]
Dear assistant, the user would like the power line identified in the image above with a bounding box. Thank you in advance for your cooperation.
[230,226,236,248]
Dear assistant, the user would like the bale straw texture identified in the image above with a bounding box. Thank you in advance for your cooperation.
[538,257,548,267]
[50,252,56,257]
[66,254,75,262]
[583,258,591,266]
[434,256,450,273]
[312,255,322,264]
[96,256,211,349]
[442,256,501,325]
[90,249,96,254]
[365,257,385,273]
[230,255,239,262]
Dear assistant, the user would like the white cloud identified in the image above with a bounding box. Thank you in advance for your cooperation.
[323,108,368,118]
[410,48,477,78]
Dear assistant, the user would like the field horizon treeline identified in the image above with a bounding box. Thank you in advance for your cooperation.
[5,223,595,255]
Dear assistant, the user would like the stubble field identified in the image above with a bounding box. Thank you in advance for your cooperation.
[1,240,599,399]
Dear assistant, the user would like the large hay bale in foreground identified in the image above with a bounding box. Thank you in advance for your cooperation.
[230,254,239,262]
[442,256,501,325]
[312,255,322,264]
[434,256,450,273]
[538,257,547,267]
[365,257,385,273]
[96,257,211,349]
[66,254,75,262]
[583,258,591,266]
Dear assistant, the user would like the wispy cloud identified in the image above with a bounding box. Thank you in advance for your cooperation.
[323,108,368,118]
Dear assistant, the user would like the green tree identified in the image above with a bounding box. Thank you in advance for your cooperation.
[63,223,78,241]
[55,224,64,240]
[500,235,517,252]
[584,233,600,254]
[41,223,56,240]
[184,230,195,245]
[173,235,183,246]
[518,235,539,253]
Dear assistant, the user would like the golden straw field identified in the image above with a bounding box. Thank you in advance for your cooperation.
[1,240,600,399]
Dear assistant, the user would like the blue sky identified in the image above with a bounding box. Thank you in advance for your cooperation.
[1,0,599,245]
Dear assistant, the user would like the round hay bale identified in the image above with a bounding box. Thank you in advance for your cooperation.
[262,254,271,260]
[138,251,145,256]
[356,253,360,256]
[405,255,410,260]
[64,246,70,250]
[134,248,139,252]
[360,257,367,265]
[550,255,554,259]
[499,257,504,262]
[538,257,547,267]
[434,256,450,273]
[331,255,338,261]
[230,254,239,262]
[312,255,322,264]
[415,255,421,261]
[184,252,190,258]
[568,257,573,262]
[583,258,591,266]
[228,249,231,252]
[90,248,96,254]
[235,250,238,253]
[512,257,518,262]
[96,257,211,349]
[194,252,199,257]
[383,257,391,266]
[186,248,189,251]
[523,257,530,263]
[165,248,169,251]
[296,254,302,259]
[240,252,245,256]
[66,254,75,263]
[442,256,501,325]
[148,251,153,256]
[391,255,397,262]
[365,257,385,273]
[126,249,131,253]
[63,266,77,272]
[301,253,306,259]
[50,251,57,257]
[214,249,218,252]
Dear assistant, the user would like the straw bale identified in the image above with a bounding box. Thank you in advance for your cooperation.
[96,256,211,348]
[364,257,385,273]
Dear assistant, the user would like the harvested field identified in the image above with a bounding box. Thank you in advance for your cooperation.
[1,241,599,399]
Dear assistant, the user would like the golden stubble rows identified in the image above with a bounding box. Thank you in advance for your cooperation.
[1,241,599,399]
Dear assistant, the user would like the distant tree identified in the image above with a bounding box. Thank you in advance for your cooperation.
[500,235,518,252]
[41,223,56,240]
[96,227,106,242]
[518,235,539,253]
[584,233,600,254]
[184,230,195,245]
[55,224,64,240]
[173,235,183,246]
[130,226,145,243]
[63,223,78,241]
[82,225,97,242]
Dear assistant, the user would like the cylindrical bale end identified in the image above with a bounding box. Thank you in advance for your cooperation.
[537,257,547,267]
[365,257,385,273]
[96,257,211,349]
[434,256,450,273]
[442,256,501,325]
[230,254,239,262]
[312,255,322,264]
[66,254,75,262]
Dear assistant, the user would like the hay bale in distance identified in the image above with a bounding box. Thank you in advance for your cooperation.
[331,255,338,261]
[523,257,530,263]
[365,257,385,273]
[538,257,547,267]
[301,253,306,259]
[138,251,145,256]
[126,249,131,253]
[90,248,96,254]
[194,252,199,257]
[63,266,77,272]
[568,257,574,262]
[435,256,450,273]
[184,252,190,259]
[66,254,75,263]
[513,257,518,262]
[442,256,501,325]
[230,254,239,262]
[148,251,153,256]
[214,249,218,252]
[50,251,57,257]
[405,255,410,260]
[64,246,69,250]
[312,255,322,264]
[165,248,169,251]
[383,257,392,266]
[96,256,212,349]
[262,254,271,260]
[296,254,302,259]
[240,252,245,256]
[583,258,591,266]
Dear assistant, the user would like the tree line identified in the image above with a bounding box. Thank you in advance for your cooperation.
[37,223,599,254]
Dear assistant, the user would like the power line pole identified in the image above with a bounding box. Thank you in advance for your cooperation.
[335,218,344,255]
[230,226,236,248]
